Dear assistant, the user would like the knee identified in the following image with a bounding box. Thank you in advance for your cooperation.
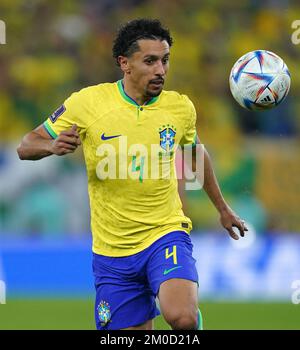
[164,308,198,330]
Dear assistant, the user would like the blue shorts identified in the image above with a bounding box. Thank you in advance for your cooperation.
[92,231,198,330]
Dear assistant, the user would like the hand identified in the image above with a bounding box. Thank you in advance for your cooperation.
[50,124,81,156]
[219,207,248,240]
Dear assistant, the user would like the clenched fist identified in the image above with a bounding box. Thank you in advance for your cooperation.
[50,124,81,156]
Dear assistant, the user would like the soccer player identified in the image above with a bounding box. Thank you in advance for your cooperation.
[17,19,247,330]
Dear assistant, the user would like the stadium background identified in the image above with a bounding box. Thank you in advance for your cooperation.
[0,0,300,329]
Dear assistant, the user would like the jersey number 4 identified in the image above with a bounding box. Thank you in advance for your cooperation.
[131,155,145,183]
[165,245,178,265]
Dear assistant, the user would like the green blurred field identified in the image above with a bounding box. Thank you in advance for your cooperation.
[0,300,299,330]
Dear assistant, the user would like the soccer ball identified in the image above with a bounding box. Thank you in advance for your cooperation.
[229,50,291,111]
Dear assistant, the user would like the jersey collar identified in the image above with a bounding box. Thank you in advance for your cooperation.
[117,80,159,107]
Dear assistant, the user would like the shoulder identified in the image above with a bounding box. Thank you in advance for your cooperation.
[160,90,194,106]
[160,90,196,113]
[67,82,117,102]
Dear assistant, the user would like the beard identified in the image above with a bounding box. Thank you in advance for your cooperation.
[145,88,162,97]
[145,81,164,97]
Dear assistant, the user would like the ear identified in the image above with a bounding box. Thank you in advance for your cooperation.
[118,56,131,74]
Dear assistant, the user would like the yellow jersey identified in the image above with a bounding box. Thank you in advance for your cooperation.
[44,80,197,256]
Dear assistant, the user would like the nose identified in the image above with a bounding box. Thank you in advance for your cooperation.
[155,60,166,76]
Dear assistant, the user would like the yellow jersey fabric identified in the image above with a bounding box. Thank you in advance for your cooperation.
[44,80,197,256]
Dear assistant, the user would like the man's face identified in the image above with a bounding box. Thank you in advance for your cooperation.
[120,39,170,98]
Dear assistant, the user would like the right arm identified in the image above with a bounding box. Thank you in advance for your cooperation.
[17,124,81,161]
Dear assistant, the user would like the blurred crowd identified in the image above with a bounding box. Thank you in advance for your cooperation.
[0,0,299,236]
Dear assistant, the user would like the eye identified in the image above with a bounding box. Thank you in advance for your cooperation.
[145,59,154,65]
[162,57,169,64]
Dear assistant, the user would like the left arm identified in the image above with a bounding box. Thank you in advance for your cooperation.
[192,144,248,240]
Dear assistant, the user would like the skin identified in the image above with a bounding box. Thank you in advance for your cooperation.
[17,38,247,330]
[118,39,170,105]
[17,124,80,160]
[122,40,247,330]
[192,138,248,241]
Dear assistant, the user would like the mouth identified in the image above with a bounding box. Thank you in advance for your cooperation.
[149,79,164,88]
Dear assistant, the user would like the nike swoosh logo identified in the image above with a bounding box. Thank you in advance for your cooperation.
[101,133,122,141]
[163,266,183,275]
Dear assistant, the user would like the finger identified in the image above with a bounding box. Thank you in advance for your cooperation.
[71,124,77,133]
[71,124,80,139]
[62,149,75,154]
[235,223,245,237]
[57,135,79,146]
[242,221,249,231]
[63,148,75,153]
[233,222,248,238]
[60,130,80,138]
[60,125,79,138]
[227,227,239,240]
[57,142,77,150]
[57,148,75,156]
[236,220,248,237]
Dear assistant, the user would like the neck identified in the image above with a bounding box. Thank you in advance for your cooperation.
[122,76,152,106]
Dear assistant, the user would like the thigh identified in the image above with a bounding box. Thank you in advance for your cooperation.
[93,253,159,330]
[147,231,199,296]
[146,232,199,323]
[158,278,198,319]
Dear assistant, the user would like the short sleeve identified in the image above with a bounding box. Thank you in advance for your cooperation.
[179,96,197,147]
[43,90,88,139]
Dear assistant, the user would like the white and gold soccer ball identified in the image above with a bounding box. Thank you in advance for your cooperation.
[229,50,291,111]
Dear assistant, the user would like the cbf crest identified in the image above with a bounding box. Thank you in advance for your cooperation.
[97,300,111,327]
[159,125,176,153]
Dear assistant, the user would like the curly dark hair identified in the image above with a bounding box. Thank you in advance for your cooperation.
[112,19,173,66]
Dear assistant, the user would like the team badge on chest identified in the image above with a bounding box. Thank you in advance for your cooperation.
[159,125,176,152]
